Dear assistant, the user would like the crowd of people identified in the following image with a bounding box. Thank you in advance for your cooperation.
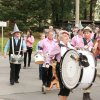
[4,23,100,100]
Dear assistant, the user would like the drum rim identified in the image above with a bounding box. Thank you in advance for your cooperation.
[60,49,83,89]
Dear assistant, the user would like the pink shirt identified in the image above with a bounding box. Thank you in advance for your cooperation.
[48,44,61,63]
[47,41,70,64]
[39,38,56,54]
[24,36,34,47]
[71,35,84,48]
[39,38,57,64]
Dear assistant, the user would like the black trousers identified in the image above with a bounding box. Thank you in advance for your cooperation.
[56,62,70,96]
[39,64,43,79]
[24,47,32,67]
[10,63,21,83]
[41,66,53,87]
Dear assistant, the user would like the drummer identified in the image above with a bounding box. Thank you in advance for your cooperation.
[38,31,56,94]
[71,26,94,100]
[4,24,27,85]
[47,30,74,100]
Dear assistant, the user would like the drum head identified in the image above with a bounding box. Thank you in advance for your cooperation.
[61,49,82,89]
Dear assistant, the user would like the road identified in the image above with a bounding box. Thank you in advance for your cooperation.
[0,54,100,100]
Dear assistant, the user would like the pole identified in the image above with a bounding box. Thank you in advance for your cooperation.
[75,0,80,26]
[1,26,3,54]
[90,0,93,20]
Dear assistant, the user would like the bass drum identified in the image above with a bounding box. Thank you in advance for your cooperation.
[60,49,96,90]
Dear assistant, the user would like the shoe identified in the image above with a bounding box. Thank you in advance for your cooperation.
[28,64,30,67]
[10,82,14,85]
[23,67,26,69]
[42,85,46,94]
[15,80,19,83]
[83,93,92,100]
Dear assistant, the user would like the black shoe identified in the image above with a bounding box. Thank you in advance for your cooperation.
[10,82,14,85]
[83,93,92,100]
[23,67,26,69]
[15,80,19,83]
[28,64,30,67]
[39,77,42,80]
[42,85,46,94]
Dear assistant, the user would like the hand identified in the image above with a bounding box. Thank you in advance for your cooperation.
[84,45,88,49]
[4,53,7,58]
[45,63,49,68]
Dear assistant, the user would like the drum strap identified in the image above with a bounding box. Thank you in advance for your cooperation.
[58,43,66,47]
[12,37,23,56]
[83,38,93,46]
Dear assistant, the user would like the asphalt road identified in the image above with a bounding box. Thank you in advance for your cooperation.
[0,54,100,100]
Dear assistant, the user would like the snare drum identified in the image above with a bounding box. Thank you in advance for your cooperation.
[10,54,24,64]
[34,53,44,64]
[60,49,96,90]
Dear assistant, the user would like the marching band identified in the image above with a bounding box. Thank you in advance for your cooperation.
[3,24,100,100]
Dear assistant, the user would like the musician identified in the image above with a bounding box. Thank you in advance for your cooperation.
[39,31,56,94]
[70,25,79,39]
[93,30,100,60]
[71,27,84,49]
[71,26,94,100]
[82,26,95,100]
[47,30,74,100]
[4,24,27,85]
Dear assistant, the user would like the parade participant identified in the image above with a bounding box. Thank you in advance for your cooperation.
[93,26,99,40]
[4,24,27,85]
[82,26,94,100]
[70,24,79,39]
[39,31,56,94]
[47,30,74,100]
[71,26,94,100]
[71,26,84,49]
[36,33,45,80]
[23,30,34,68]
[93,30,100,60]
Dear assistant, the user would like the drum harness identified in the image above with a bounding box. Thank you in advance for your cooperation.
[10,37,24,64]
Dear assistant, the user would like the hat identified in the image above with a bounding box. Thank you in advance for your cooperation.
[74,24,79,28]
[84,26,92,32]
[49,26,53,30]
[11,23,21,34]
[79,21,84,30]
[60,30,69,35]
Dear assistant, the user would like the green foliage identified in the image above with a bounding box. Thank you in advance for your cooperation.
[0,0,98,31]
